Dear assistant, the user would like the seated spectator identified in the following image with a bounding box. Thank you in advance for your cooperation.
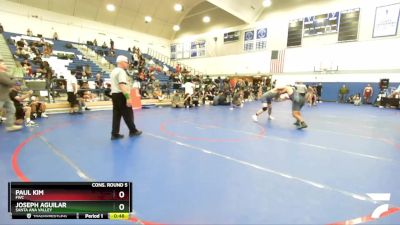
[37,61,52,80]
[31,44,41,56]
[232,90,243,107]
[78,82,93,103]
[153,86,164,101]
[29,96,48,119]
[204,88,215,103]
[213,91,230,106]
[192,91,201,107]
[95,73,104,89]
[21,59,32,77]
[171,91,184,108]
[183,93,192,108]
[15,46,29,59]
[353,94,362,106]
[101,42,107,49]
[389,84,400,98]
[83,64,92,78]
[9,82,36,127]
[0,23,3,33]
[32,54,42,65]
[43,43,52,58]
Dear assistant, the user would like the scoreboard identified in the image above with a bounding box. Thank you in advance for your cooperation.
[8,182,132,220]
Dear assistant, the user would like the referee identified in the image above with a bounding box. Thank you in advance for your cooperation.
[110,55,142,140]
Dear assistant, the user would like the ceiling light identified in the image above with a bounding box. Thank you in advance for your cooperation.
[262,0,272,8]
[106,4,116,12]
[203,16,211,23]
[174,3,183,12]
[173,25,180,31]
[144,16,152,23]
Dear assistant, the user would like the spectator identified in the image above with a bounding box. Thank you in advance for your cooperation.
[53,32,59,40]
[389,84,400,98]
[101,42,107,49]
[9,82,36,127]
[176,64,181,74]
[171,91,184,108]
[192,91,201,107]
[95,73,104,89]
[306,86,317,107]
[339,84,349,103]
[0,23,4,33]
[0,62,22,131]
[153,86,164,101]
[104,83,112,99]
[31,44,41,56]
[66,72,82,114]
[78,82,93,106]
[93,39,98,46]
[316,83,323,103]
[110,39,114,50]
[21,59,32,77]
[184,78,195,97]
[83,64,92,78]
[213,91,230,106]
[204,75,212,85]
[15,43,29,59]
[29,96,48,118]
[27,28,33,36]
[43,43,53,58]
[132,49,139,67]
[363,84,373,104]
[232,90,243,107]
[353,94,362,106]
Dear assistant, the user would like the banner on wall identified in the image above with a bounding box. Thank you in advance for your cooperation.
[224,31,240,43]
[373,3,400,37]
[243,30,255,51]
[243,28,267,52]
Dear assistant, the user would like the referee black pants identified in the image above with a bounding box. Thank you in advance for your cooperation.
[111,93,137,135]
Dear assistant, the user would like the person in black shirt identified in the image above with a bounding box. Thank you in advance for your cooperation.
[316,83,323,103]
[9,82,36,127]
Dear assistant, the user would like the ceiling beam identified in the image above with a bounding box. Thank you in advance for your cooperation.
[206,0,259,24]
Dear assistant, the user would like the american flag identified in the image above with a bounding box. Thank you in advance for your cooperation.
[270,50,285,73]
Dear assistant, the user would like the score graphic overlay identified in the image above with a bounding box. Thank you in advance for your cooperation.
[8,182,132,220]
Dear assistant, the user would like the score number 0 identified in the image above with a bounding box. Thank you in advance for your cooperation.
[118,191,126,211]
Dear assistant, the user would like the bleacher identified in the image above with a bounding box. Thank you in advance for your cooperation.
[89,44,175,83]
[2,32,109,79]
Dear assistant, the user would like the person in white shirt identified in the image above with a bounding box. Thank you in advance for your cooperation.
[110,55,142,140]
[183,79,195,108]
[66,72,82,114]
[184,79,195,96]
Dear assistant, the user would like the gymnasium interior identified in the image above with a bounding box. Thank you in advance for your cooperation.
[0,0,399,224]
